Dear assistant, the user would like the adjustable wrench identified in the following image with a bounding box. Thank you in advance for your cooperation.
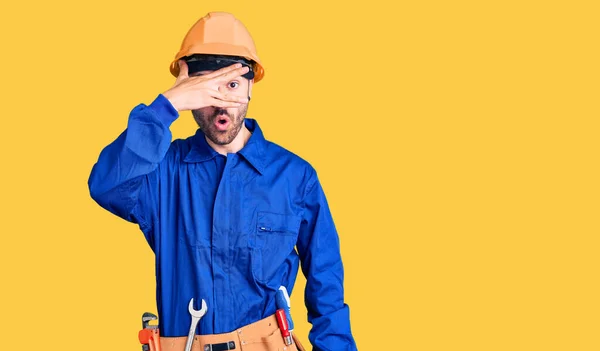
[185,298,208,351]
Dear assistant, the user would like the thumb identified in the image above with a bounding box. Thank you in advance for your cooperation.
[177,59,189,81]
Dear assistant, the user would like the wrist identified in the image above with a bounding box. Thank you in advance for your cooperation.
[162,91,182,111]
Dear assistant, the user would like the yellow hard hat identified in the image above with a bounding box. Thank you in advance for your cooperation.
[169,12,265,83]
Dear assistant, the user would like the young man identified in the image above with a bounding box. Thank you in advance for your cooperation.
[88,11,357,351]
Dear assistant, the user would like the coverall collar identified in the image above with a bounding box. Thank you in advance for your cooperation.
[184,118,266,175]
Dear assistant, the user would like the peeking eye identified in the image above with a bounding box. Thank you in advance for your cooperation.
[228,81,239,89]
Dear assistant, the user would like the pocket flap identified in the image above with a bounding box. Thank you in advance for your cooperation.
[257,211,302,235]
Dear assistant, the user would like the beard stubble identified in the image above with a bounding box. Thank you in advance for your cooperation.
[192,104,248,145]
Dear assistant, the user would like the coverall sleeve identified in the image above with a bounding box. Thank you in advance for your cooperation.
[87,94,179,248]
[296,170,358,351]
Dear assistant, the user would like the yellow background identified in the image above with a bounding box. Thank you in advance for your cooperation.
[0,0,598,350]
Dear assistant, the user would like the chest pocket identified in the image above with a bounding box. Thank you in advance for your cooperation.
[251,211,302,283]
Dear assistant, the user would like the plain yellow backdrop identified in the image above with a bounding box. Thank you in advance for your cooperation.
[1,0,599,350]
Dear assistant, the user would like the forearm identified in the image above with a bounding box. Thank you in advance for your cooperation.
[298,170,358,350]
[88,94,178,220]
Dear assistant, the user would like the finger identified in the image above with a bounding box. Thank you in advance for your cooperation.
[213,65,250,83]
[177,60,189,81]
[223,94,249,104]
[209,90,249,103]
[201,63,244,80]
[208,97,243,108]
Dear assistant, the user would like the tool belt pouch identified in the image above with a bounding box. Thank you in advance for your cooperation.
[157,315,307,351]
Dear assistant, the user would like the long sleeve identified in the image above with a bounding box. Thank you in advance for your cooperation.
[296,170,358,351]
[87,94,179,248]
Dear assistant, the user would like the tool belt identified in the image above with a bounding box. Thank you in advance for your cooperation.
[143,313,306,351]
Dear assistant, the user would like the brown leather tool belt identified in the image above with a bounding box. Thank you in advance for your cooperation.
[159,313,305,351]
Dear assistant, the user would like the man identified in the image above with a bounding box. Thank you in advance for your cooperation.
[88,11,357,351]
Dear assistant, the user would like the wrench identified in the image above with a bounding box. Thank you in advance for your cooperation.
[139,312,160,351]
[185,298,208,351]
[142,312,158,330]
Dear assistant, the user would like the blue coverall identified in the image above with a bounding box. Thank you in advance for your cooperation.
[88,94,357,350]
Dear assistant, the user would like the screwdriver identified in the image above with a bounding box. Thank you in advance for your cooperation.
[275,309,292,346]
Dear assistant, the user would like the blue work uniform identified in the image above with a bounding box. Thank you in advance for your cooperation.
[87,94,357,350]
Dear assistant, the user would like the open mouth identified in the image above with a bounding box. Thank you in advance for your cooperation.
[214,115,231,131]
